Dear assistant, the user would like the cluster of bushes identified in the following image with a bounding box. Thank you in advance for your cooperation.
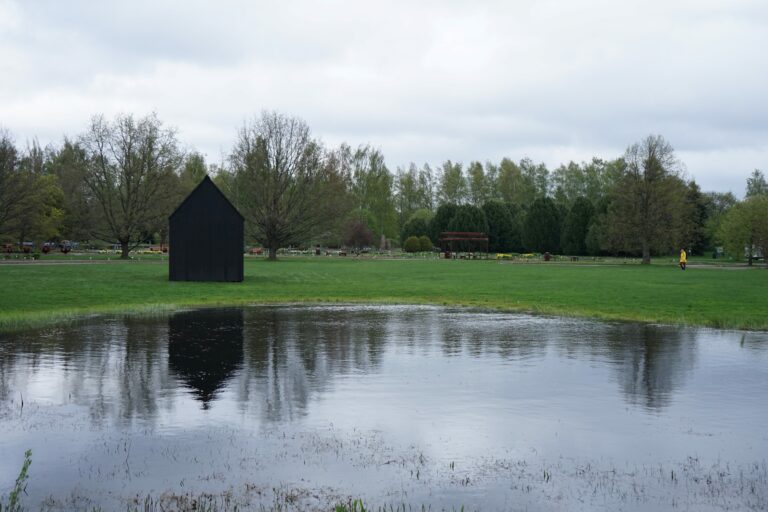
[396,199,601,256]
[402,235,434,253]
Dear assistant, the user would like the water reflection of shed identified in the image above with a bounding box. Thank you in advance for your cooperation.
[168,309,244,408]
[169,176,244,282]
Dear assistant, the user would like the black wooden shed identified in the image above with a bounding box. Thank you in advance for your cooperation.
[169,175,244,282]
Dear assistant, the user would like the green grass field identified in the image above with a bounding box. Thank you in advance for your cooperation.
[0,257,766,332]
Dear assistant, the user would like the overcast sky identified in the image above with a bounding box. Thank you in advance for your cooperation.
[1,0,766,194]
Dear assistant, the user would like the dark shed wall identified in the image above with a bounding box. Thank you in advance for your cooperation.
[169,177,244,282]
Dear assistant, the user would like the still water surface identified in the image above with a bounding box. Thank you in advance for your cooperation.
[0,306,766,511]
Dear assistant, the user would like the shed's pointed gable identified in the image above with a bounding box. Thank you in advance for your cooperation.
[170,175,244,221]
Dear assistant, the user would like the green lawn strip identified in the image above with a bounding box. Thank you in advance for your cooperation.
[1,258,766,332]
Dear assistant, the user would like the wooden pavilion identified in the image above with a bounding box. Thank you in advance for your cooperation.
[438,231,489,257]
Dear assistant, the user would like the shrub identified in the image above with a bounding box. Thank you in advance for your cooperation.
[344,219,374,249]
[429,203,459,242]
[447,204,488,233]
[400,217,429,245]
[482,200,515,252]
[403,236,421,253]
[418,235,433,252]
[523,197,561,253]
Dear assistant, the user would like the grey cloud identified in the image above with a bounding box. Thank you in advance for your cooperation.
[0,0,765,194]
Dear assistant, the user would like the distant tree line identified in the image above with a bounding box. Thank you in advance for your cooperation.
[1,112,767,263]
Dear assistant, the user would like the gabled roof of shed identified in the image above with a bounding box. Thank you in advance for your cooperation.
[169,175,244,221]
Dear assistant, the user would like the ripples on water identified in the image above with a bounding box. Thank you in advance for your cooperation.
[0,306,767,511]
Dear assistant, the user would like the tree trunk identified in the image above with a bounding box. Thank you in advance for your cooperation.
[641,239,651,264]
[120,240,130,259]
[268,243,278,261]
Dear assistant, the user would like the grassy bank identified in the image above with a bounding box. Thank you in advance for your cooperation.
[1,257,767,332]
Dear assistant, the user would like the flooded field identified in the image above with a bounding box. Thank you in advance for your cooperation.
[1,305,766,511]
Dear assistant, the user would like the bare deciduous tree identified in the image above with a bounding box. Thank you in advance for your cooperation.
[230,111,345,260]
[80,113,182,259]
[607,135,687,263]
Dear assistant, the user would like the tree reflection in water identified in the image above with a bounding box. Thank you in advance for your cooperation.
[1,307,764,425]
[236,307,385,422]
[605,324,697,411]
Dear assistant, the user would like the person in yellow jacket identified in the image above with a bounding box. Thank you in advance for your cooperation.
[679,248,687,271]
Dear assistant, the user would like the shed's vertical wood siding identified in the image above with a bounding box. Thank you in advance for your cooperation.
[169,176,244,282]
